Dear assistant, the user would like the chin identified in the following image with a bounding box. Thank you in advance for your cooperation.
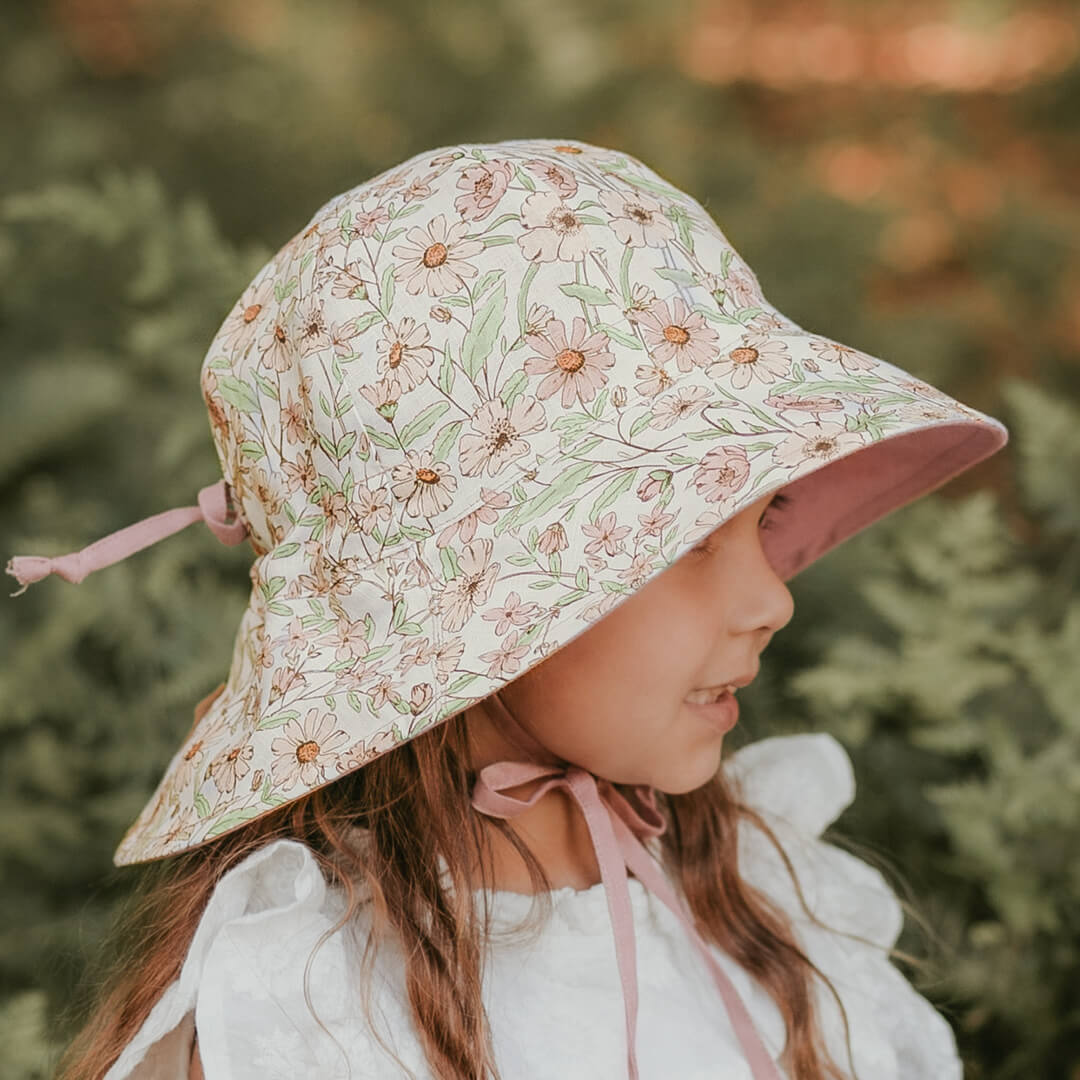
[649,751,724,797]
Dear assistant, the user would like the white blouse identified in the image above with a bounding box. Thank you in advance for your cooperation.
[104,733,964,1080]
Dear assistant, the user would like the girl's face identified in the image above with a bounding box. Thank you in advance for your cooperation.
[470,490,794,795]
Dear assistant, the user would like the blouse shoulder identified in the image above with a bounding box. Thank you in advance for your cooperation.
[104,838,367,1080]
[721,732,963,1079]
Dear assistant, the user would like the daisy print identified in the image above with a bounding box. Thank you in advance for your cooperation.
[635,297,720,374]
[206,741,254,796]
[391,213,485,297]
[522,316,616,408]
[596,188,676,248]
[521,157,579,199]
[390,449,459,518]
[218,276,275,352]
[458,395,548,477]
[772,419,868,468]
[650,386,712,429]
[375,316,435,395]
[708,331,792,389]
[269,709,350,791]
[808,337,877,373]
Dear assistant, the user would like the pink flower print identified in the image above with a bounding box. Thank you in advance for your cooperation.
[897,379,953,405]
[455,159,515,222]
[582,591,623,623]
[524,302,556,338]
[693,445,751,504]
[337,728,399,774]
[725,265,767,309]
[634,360,676,399]
[430,636,466,684]
[376,316,435,395]
[516,191,591,263]
[748,310,790,334]
[582,510,632,557]
[482,590,541,636]
[523,316,615,408]
[354,483,392,535]
[207,742,254,796]
[596,189,676,248]
[293,296,333,357]
[763,393,845,421]
[390,449,459,519]
[370,169,411,199]
[281,390,312,446]
[401,169,440,204]
[319,488,349,535]
[329,317,362,360]
[636,507,676,537]
[708,332,792,390]
[219,276,276,352]
[436,488,512,547]
[438,537,500,633]
[326,260,370,301]
[625,282,659,323]
[270,665,308,704]
[478,629,532,680]
[258,318,293,373]
[808,338,877,374]
[354,205,391,238]
[772,420,868,468]
[618,552,655,589]
[895,401,953,423]
[391,213,486,297]
[330,616,370,663]
[459,395,548,478]
[650,386,712,429]
[536,521,568,555]
[270,708,350,790]
[277,615,308,664]
[635,298,720,374]
[522,158,579,199]
[280,451,318,496]
[366,674,405,713]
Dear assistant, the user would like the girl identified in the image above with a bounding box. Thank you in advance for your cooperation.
[11,138,1009,1080]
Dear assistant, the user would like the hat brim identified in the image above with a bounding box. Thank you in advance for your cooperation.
[114,326,1007,865]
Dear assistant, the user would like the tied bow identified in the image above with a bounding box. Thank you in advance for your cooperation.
[6,479,248,597]
[470,694,783,1080]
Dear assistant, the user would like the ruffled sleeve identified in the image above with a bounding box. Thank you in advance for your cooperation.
[103,837,408,1080]
[722,732,964,1080]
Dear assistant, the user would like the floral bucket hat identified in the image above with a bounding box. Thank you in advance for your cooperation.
[7,137,1009,870]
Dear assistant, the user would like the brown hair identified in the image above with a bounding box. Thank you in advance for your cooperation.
[53,700,951,1080]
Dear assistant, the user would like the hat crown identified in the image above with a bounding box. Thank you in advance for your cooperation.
[199,139,789,564]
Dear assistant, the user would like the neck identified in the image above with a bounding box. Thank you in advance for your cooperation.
[465,699,604,894]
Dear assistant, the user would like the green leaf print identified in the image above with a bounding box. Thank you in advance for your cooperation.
[216,375,261,414]
[400,401,450,448]
[560,283,615,307]
[462,281,507,380]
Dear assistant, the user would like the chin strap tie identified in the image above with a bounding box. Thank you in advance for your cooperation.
[6,479,248,597]
[470,692,784,1080]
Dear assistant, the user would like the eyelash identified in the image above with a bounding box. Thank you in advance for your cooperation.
[690,492,791,556]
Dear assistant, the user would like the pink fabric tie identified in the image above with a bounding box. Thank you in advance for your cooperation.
[6,479,248,597]
[470,693,784,1080]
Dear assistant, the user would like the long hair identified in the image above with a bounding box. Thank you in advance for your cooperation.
[53,696,951,1080]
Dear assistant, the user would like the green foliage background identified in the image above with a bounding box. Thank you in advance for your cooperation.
[1,1,1078,1077]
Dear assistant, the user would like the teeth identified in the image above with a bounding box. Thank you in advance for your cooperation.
[685,685,735,705]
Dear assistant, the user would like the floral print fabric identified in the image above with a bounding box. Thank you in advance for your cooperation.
[114,138,1007,865]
